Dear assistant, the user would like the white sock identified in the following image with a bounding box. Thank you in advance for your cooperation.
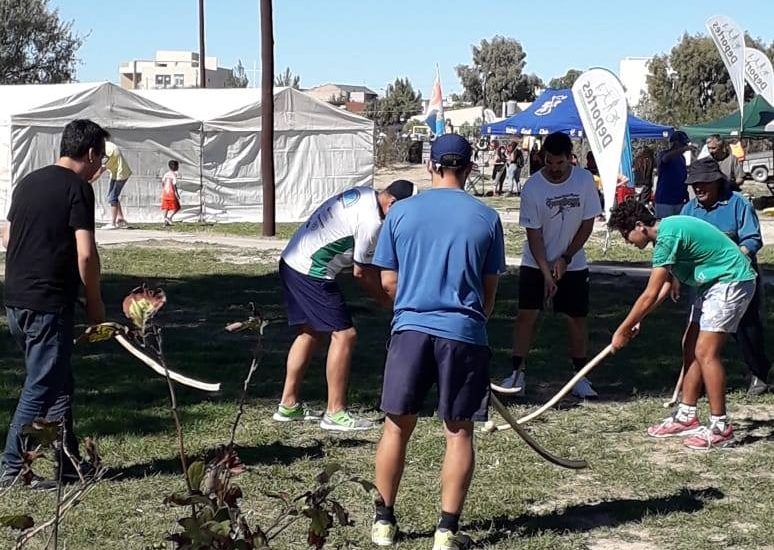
[709,414,728,431]
[675,403,697,422]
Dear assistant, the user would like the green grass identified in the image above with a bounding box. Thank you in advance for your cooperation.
[0,245,773,549]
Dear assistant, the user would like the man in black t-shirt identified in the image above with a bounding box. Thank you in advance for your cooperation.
[1,119,108,490]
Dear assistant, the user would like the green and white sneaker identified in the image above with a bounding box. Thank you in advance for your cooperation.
[319,410,374,432]
[272,403,321,422]
[432,528,472,550]
[371,519,397,546]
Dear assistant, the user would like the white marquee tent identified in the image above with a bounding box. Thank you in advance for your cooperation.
[0,82,200,223]
[0,82,374,223]
[137,87,375,222]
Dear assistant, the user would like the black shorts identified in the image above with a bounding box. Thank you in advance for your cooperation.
[518,266,589,318]
[380,330,491,422]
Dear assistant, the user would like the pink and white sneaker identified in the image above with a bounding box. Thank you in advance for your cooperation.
[647,415,702,438]
[683,423,734,450]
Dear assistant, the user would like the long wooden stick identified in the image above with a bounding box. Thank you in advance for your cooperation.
[114,334,221,392]
[483,344,614,433]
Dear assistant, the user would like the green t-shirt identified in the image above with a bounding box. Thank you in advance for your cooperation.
[652,216,757,288]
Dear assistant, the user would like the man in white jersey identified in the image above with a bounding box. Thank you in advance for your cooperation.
[500,132,602,398]
[275,180,415,431]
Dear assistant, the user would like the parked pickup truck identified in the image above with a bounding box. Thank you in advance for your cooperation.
[743,151,774,183]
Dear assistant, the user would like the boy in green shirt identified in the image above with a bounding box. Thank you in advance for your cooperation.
[607,199,756,449]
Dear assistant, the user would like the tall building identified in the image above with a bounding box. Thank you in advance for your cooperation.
[619,57,652,107]
[119,50,234,90]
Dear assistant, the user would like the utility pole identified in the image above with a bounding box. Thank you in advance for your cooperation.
[198,0,206,88]
[261,0,275,235]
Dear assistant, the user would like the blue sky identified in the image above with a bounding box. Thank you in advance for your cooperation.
[52,0,774,97]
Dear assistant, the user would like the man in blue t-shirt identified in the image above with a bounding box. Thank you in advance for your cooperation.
[369,134,506,549]
[654,131,691,219]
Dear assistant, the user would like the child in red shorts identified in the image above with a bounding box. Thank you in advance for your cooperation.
[161,160,181,226]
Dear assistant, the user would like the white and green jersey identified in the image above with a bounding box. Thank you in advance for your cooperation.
[282,187,382,280]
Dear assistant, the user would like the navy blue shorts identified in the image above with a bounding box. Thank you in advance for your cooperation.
[381,330,491,422]
[279,259,353,332]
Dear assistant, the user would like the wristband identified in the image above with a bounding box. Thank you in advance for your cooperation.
[561,253,573,264]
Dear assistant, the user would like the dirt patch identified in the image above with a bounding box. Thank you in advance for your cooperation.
[374,163,431,190]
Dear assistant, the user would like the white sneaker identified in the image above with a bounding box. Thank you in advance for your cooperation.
[571,376,598,398]
[101,223,117,230]
[116,219,129,228]
[499,370,526,395]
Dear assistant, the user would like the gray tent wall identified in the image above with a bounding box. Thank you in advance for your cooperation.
[8,82,201,223]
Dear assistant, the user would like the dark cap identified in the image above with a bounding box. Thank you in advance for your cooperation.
[430,134,472,168]
[384,179,416,201]
[685,156,728,185]
[669,130,689,145]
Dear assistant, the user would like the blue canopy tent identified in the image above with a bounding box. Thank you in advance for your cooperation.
[482,88,673,140]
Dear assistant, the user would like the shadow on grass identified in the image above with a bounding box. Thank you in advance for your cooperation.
[390,487,723,545]
[733,419,774,447]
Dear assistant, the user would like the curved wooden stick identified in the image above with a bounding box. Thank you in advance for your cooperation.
[482,344,614,433]
[490,394,587,469]
[114,334,221,392]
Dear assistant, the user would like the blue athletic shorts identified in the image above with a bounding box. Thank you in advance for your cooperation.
[279,259,353,332]
[380,330,491,422]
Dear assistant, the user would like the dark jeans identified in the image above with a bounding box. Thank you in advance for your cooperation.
[734,274,771,382]
[1,306,80,476]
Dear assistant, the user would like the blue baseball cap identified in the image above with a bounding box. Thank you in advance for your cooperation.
[430,134,472,168]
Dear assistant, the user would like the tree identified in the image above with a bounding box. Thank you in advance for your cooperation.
[274,66,301,89]
[548,69,583,90]
[224,59,249,88]
[363,77,422,128]
[640,33,774,126]
[0,0,82,84]
[455,36,543,111]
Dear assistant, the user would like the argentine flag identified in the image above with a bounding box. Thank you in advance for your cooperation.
[424,68,445,136]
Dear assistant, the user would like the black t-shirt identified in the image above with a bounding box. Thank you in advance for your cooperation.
[5,165,95,312]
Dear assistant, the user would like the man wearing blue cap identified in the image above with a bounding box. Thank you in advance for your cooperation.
[370,134,506,549]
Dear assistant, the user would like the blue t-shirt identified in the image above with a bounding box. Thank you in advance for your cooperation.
[655,151,688,205]
[373,189,506,345]
[680,190,763,257]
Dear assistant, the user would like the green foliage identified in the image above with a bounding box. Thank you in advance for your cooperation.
[0,0,82,83]
[455,35,543,110]
[548,68,583,90]
[363,77,422,127]
[273,67,301,90]
[224,60,249,88]
[458,117,483,140]
[641,33,774,126]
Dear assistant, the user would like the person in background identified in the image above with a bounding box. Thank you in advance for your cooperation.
[529,142,544,175]
[161,160,182,226]
[634,145,655,205]
[102,140,133,229]
[492,143,507,195]
[706,135,745,191]
[680,157,770,395]
[0,119,108,490]
[654,131,691,219]
[504,142,524,196]
[729,138,746,163]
